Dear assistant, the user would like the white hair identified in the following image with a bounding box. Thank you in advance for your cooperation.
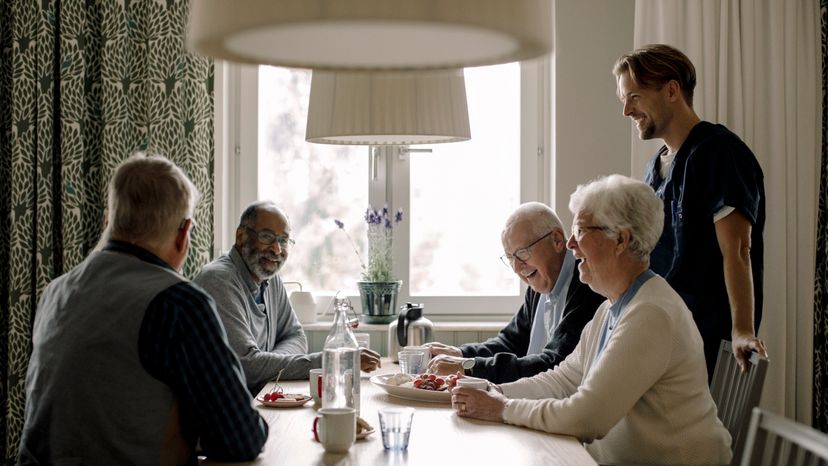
[568,174,663,262]
[103,152,199,244]
[503,202,565,240]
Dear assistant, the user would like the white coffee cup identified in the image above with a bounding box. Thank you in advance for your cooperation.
[309,368,323,407]
[456,376,489,391]
[290,291,317,324]
[313,408,356,453]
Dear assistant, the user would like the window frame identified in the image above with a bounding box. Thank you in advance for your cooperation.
[214,59,552,318]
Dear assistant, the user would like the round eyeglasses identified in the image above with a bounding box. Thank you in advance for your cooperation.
[570,225,609,242]
[500,230,554,267]
[245,226,295,248]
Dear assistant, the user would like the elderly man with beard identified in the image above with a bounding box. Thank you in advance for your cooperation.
[195,201,380,394]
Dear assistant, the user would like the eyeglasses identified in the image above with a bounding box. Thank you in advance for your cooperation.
[570,225,609,242]
[244,226,295,248]
[500,230,554,267]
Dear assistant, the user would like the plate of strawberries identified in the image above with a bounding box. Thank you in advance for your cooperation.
[370,373,457,403]
[256,387,312,408]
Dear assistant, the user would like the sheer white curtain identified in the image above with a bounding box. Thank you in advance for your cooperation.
[632,0,821,423]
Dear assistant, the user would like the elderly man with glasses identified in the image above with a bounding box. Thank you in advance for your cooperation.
[195,201,380,394]
[426,202,604,383]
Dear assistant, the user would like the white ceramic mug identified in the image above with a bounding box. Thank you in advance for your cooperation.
[290,291,317,324]
[456,376,489,391]
[313,408,356,453]
[309,368,323,407]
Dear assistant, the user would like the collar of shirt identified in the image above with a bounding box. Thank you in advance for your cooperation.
[228,247,273,347]
[592,269,657,369]
[606,269,657,323]
[229,246,265,299]
[543,250,576,336]
[255,281,269,305]
[104,240,175,271]
[547,249,576,303]
[527,251,578,355]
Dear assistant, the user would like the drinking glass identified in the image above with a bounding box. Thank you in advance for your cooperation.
[354,332,370,349]
[398,351,426,374]
[378,407,415,450]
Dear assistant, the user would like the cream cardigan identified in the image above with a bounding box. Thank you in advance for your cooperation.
[501,276,732,465]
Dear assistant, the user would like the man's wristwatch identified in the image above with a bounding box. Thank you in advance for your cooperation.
[461,358,475,375]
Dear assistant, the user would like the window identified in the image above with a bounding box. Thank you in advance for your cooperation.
[257,66,369,293]
[217,60,550,317]
[406,65,519,297]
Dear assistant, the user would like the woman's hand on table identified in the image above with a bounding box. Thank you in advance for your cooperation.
[359,348,381,372]
[451,385,508,422]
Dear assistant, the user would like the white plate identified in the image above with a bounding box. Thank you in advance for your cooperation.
[370,374,451,403]
[256,393,312,408]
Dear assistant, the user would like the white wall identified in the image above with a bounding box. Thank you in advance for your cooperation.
[551,0,636,229]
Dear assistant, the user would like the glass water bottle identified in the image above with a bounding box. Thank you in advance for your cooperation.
[321,297,360,413]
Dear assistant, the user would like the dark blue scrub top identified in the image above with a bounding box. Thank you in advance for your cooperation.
[645,121,765,375]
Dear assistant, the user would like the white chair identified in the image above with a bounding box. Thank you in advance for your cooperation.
[710,340,769,464]
[741,407,828,466]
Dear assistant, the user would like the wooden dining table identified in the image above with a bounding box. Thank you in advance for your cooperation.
[204,358,597,465]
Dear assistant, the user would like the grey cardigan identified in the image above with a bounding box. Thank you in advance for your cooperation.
[194,247,321,393]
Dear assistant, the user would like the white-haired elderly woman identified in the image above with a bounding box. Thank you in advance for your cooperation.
[451,175,731,465]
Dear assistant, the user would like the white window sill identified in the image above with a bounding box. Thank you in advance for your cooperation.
[302,320,506,354]
[302,321,506,333]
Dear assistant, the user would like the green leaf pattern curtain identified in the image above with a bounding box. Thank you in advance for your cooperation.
[0,0,214,460]
[816,0,828,434]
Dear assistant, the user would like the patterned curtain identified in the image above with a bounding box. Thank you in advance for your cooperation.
[816,0,828,434]
[0,0,214,461]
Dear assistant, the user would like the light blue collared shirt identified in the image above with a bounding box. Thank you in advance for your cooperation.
[592,269,656,366]
[527,250,576,355]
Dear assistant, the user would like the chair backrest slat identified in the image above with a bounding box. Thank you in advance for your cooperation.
[741,407,828,466]
[710,340,769,465]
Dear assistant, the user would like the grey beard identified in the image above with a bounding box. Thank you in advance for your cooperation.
[241,243,282,281]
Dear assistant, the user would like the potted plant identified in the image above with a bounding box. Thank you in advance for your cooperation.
[335,206,403,323]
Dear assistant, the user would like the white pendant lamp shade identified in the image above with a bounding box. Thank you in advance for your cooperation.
[306,70,470,145]
[187,0,552,71]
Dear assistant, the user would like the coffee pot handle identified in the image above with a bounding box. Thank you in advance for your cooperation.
[396,309,408,347]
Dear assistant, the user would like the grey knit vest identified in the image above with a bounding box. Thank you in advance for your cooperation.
[20,250,188,465]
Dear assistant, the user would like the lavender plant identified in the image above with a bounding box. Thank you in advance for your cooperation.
[335,206,404,282]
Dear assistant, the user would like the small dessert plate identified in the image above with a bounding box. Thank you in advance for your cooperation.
[256,394,312,408]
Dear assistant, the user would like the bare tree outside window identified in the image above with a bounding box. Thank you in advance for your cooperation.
[258,64,521,299]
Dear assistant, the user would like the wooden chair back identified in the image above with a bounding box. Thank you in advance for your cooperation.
[710,340,769,464]
[741,408,828,466]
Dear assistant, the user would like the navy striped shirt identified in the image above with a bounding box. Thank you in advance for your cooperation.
[106,241,268,461]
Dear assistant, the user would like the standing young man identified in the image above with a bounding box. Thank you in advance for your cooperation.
[613,44,768,377]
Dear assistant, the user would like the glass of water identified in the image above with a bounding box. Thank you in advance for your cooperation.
[398,351,426,374]
[378,407,415,450]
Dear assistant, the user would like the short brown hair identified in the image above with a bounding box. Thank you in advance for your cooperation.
[613,44,696,107]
